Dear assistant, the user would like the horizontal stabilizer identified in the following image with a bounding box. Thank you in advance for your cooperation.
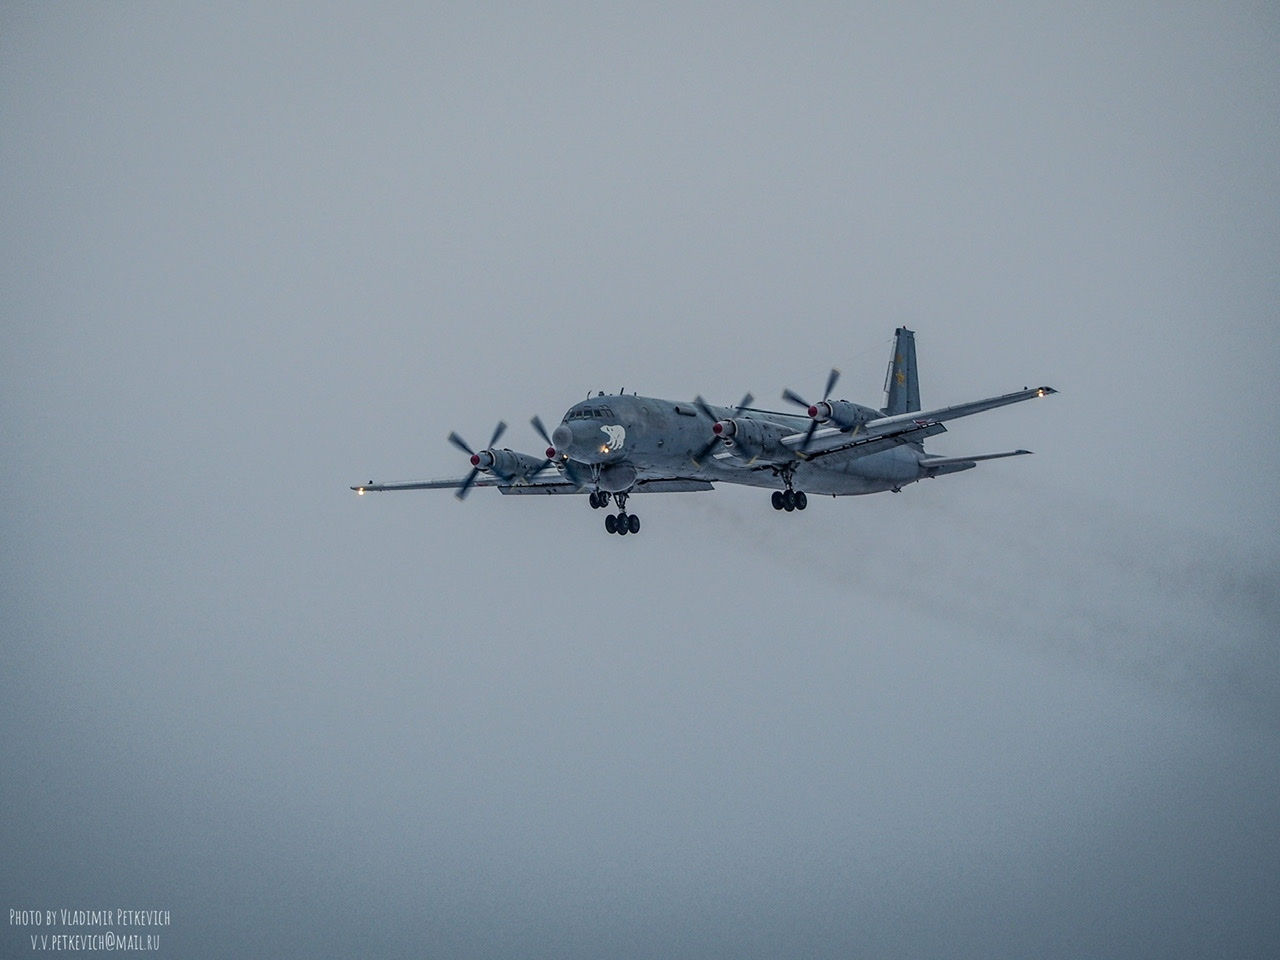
[918,449,1033,468]
[791,421,948,462]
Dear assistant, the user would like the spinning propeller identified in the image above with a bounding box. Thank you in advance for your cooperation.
[447,421,509,500]
[449,418,560,499]
[691,392,754,465]
[781,367,844,452]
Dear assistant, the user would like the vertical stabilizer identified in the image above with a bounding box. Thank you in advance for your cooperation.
[883,327,920,414]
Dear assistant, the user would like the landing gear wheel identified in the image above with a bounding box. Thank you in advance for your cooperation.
[772,487,807,513]
[603,491,635,535]
[589,491,600,509]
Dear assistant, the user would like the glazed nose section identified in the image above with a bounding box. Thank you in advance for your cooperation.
[551,423,575,455]
[552,420,616,462]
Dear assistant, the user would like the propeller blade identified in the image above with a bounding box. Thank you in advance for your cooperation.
[530,415,552,448]
[691,396,722,465]
[781,388,809,409]
[692,436,721,466]
[822,367,840,400]
[454,467,481,500]
[487,420,508,450]
[447,431,475,456]
[522,457,554,481]
[800,419,820,452]
[735,393,757,460]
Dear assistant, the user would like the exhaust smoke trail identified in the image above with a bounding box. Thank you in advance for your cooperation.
[679,482,1280,727]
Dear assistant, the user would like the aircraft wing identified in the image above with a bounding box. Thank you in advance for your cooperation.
[787,386,1055,460]
[498,477,714,496]
[352,470,714,496]
[353,478,482,492]
[351,467,564,495]
[865,385,1056,432]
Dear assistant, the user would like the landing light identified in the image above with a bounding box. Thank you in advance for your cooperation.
[357,488,365,495]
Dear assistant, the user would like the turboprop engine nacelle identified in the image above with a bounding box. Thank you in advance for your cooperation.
[808,399,877,430]
[472,449,548,481]
[713,418,794,459]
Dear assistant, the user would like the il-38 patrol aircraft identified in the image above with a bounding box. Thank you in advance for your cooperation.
[353,328,1056,536]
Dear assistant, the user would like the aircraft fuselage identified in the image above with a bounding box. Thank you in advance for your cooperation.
[550,393,920,496]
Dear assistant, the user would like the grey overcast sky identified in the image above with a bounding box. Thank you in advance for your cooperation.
[3,3,1278,958]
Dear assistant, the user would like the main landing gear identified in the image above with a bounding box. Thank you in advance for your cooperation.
[770,464,807,513]
[590,489,641,536]
[772,489,807,512]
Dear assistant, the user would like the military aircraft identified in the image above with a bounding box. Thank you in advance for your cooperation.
[353,328,1056,535]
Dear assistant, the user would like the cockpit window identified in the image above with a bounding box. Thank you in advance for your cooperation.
[562,405,615,422]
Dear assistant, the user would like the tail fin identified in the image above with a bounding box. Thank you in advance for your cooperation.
[882,327,920,415]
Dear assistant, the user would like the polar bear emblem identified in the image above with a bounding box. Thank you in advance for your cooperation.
[600,424,626,451]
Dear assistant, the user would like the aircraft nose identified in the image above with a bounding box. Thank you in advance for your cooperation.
[551,423,574,454]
